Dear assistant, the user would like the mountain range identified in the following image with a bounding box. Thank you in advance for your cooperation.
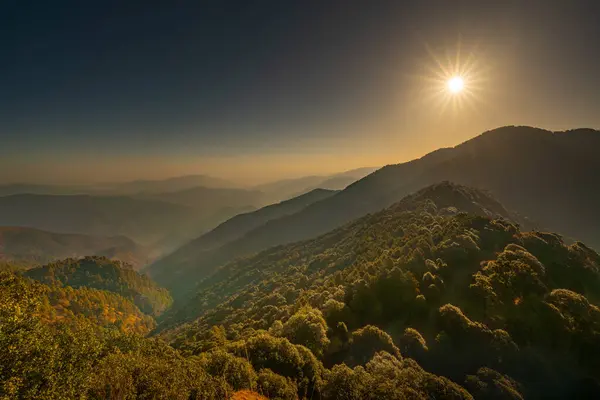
[0,194,194,245]
[156,181,523,329]
[150,126,600,297]
[155,180,600,399]
[0,174,236,197]
[4,125,600,399]
[254,167,377,203]
[0,226,149,269]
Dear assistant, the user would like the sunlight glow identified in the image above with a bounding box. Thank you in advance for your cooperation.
[411,38,489,115]
[447,76,464,94]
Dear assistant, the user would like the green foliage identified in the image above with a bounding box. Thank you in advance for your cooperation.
[281,306,330,357]
[227,333,325,397]
[256,368,297,400]
[465,368,524,400]
[399,327,428,362]
[0,272,103,399]
[39,284,156,334]
[346,325,401,366]
[196,349,257,391]
[25,256,172,316]
[321,351,473,400]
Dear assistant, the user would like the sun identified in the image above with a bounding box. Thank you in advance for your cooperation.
[447,76,464,94]
[411,39,488,114]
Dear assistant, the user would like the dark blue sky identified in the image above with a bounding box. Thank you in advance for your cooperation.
[2,1,600,183]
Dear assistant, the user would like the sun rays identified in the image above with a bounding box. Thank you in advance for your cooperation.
[415,38,489,115]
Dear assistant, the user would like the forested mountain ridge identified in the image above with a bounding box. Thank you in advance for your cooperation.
[151,126,599,295]
[0,226,149,269]
[149,180,526,297]
[157,182,600,399]
[33,276,156,335]
[156,182,524,329]
[25,256,172,316]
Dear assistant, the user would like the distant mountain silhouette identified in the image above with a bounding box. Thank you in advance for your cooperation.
[0,194,194,245]
[0,183,86,196]
[254,167,377,202]
[138,186,264,209]
[0,174,235,197]
[147,188,337,278]
[0,186,269,253]
[151,126,600,296]
[0,227,150,269]
[108,174,236,194]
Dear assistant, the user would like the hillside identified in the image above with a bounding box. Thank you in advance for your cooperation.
[149,182,523,296]
[2,272,155,335]
[148,189,337,275]
[38,280,156,335]
[158,182,521,325]
[151,126,600,295]
[0,226,149,269]
[25,256,172,316]
[158,182,600,399]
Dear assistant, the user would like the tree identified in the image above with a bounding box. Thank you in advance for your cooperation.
[282,306,330,357]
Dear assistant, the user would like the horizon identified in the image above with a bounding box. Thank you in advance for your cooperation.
[1,124,597,186]
[3,1,600,185]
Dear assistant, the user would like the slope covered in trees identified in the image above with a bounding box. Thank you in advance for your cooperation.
[0,226,149,269]
[3,182,600,399]
[33,276,156,335]
[0,265,473,399]
[25,256,172,316]
[150,181,523,296]
[156,182,600,398]
[151,126,600,295]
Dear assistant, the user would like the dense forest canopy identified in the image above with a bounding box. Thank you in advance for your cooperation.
[25,257,173,316]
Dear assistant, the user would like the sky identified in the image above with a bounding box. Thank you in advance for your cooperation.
[2,0,600,184]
